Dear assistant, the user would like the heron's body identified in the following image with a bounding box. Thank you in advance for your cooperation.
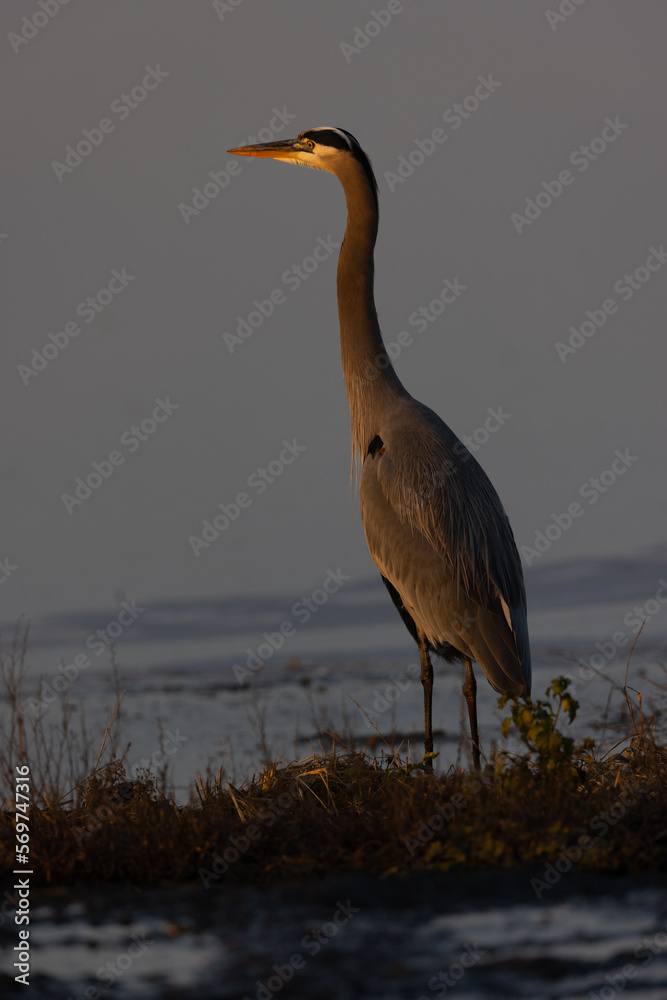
[359,404,529,695]
[229,126,531,767]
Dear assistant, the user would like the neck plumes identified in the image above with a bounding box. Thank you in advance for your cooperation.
[335,159,405,468]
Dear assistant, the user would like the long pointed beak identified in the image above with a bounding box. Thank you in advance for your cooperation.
[227,138,301,161]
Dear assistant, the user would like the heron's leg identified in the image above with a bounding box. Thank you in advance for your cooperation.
[418,632,434,763]
[462,657,481,771]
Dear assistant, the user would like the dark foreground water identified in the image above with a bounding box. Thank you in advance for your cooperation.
[2,871,667,999]
[2,554,667,997]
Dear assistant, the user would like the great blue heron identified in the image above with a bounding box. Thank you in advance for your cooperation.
[228,126,531,770]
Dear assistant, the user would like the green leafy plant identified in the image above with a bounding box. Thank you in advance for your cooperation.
[498,676,595,771]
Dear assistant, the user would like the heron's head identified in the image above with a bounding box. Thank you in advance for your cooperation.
[228,126,378,205]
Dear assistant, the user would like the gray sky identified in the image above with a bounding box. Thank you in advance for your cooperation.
[3,0,665,631]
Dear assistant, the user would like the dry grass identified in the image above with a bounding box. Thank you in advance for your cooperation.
[1,621,666,886]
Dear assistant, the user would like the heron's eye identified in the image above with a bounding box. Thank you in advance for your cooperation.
[305,139,315,150]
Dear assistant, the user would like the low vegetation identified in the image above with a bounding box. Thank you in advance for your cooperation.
[1,621,666,886]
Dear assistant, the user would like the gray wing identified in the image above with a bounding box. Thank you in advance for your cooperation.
[363,398,531,692]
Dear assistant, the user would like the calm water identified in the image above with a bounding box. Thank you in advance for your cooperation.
[1,553,666,996]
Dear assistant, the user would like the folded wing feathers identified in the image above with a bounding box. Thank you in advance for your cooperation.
[375,403,528,658]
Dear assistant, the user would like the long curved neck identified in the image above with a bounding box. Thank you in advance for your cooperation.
[335,159,406,462]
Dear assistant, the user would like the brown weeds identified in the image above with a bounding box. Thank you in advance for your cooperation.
[1,623,666,886]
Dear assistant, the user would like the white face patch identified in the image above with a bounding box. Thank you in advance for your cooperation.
[288,130,357,175]
[287,127,377,201]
